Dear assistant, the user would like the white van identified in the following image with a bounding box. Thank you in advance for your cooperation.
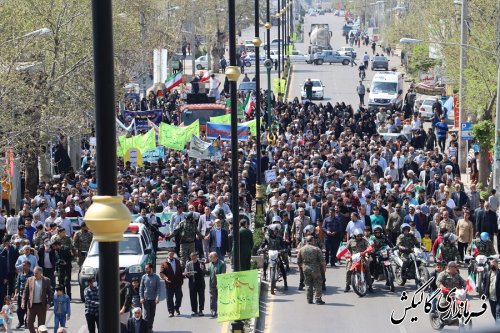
[367,71,404,110]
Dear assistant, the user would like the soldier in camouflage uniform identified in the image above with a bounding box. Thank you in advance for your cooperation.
[396,223,420,278]
[73,222,94,266]
[297,236,326,304]
[50,227,74,253]
[436,261,466,308]
[439,233,460,265]
[52,240,73,299]
[370,225,393,281]
[299,225,325,291]
[345,228,373,292]
[259,223,288,291]
[32,224,49,249]
[167,212,203,269]
[467,232,496,275]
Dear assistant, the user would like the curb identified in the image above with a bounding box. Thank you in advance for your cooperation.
[253,272,267,333]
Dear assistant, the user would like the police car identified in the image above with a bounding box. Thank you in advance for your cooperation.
[78,223,156,301]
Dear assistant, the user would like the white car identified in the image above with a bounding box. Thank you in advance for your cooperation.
[337,46,357,58]
[301,79,325,100]
[288,50,308,62]
[415,97,440,120]
[195,55,208,70]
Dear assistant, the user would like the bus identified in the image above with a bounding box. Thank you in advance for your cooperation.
[180,103,227,133]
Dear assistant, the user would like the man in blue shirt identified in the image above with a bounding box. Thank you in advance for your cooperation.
[435,116,448,153]
[139,263,161,332]
[322,207,343,267]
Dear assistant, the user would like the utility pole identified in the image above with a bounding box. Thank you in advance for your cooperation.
[458,0,468,173]
[493,0,500,189]
[140,10,146,98]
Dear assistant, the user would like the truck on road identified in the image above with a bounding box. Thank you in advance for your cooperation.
[307,24,332,63]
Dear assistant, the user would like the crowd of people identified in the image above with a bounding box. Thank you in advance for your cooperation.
[3,70,500,331]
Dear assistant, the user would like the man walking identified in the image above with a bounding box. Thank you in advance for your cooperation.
[304,78,313,101]
[435,116,448,153]
[322,207,343,267]
[206,219,229,262]
[206,251,226,317]
[84,276,99,333]
[239,219,254,271]
[22,266,52,333]
[184,252,206,317]
[139,263,161,332]
[14,260,33,329]
[356,81,366,106]
[160,251,184,317]
[297,236,326,304]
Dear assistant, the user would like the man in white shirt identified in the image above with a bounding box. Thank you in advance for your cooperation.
[6,209,19,236]
[211,197,231,218]
[54,210,73,236]
[208,74,220,100]
[198,207,214,260]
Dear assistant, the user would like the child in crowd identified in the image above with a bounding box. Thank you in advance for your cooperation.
[130,277,142,312]
[53,285,71,333]
[1,296,16,333]
[422,232,433,263]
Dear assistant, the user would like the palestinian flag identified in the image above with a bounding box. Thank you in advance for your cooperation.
[403,180,414,192]
[465,272,476,293]
[165,71,183,91]
[199,71,210,83]
[470,241,479,256]
[244,94,255,115]
[336,242,349,259]
[436,244,442,262]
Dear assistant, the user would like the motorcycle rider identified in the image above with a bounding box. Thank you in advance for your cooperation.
[396,223,420,278]
[274,215,290,271]
[435,261,466,318]
[259,223,288,292]
[358,63,366,80]
[467,231,496,275]
[299,225,326,291]
[344,228,374,293]
[429,261,446,314]
[439,233,460,264]
[370,225,393,284]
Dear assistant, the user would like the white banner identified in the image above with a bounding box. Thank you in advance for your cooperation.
[188,135,222,160]
[115,118,135,132]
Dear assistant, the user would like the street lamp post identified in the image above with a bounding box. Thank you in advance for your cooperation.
[276,6,281,101]
[226,0,243,331]
[87,1,131,333]
[281,6,286,72]
[265,0,272,129]
[253,0,265,226]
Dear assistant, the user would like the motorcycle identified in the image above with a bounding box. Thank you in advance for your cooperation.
[259,248,285,295]
[464,254,499,295]
[393,247,430,289]
[373,246,395,292]
[429,288,472,331]
[350,252,370,297]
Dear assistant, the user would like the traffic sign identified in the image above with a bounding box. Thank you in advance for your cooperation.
[461,122,473,140]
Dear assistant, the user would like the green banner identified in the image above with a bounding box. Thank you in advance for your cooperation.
[210,113,231,124]
[158,120,199,151]
[117,129,156,156]
[217,270,260,322]
[242,119,257,136]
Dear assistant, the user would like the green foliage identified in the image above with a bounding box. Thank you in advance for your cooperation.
[472,120,494,150]
[407,44,437,76]
[252,228,264,256]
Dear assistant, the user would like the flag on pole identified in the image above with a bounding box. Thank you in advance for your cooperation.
[336,242,349,259]
[165,71,183,90]
[403,180,414,192]
[470,241,479,256]
[436,244,442,262]
[465,272,476,293]
[244,94,255,115]
[147,119,160,136]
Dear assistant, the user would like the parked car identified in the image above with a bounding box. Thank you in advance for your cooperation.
[414,97,440,120]
[288,50,308,62]
[371,56,389,71]
[337,46,357,58]
[314,50,351,65]
[301,79,325,100]
[195,55,208,70]
[243,53,265,67]
[238,81,257,93]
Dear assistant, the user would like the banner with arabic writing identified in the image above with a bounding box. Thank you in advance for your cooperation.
[217,269,259,322]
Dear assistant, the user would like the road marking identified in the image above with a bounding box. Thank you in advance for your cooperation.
[264,292,275,333]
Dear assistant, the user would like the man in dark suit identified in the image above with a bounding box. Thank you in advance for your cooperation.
[127,307,148,333]
[485,258,500,321]
[22,266,52,333]
[206,219,229,262]
[160,251,184,317]
[239,218,254,271]
[1,237,20,297]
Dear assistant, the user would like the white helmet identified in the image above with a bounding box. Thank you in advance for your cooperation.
[353,228,363,237]
[272,216,282,223]
[303,225,315,234]
[269,223,282,232]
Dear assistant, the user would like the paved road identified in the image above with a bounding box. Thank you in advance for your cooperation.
[288,12,402,106]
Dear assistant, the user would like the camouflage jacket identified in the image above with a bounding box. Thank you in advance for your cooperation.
[372,236,392,253]
[172,219,203,243]
[471,239,497,256]
[73,230,93,253]
[297,244,325,273]
[440,243,460,264]
[346,238,370,254]
[436,270,466,290]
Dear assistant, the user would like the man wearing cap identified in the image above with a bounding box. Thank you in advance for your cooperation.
[73,222,93,267]
[37,324,49,333]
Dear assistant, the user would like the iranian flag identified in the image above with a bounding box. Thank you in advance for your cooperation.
[165,71,183,91]
[199,71,210,83]
[403,180,414,192]
[244,94,255,115]
[466,272,476,293]
[470,242,479,256]
[336,242,349,259]
[436,244,442,262]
